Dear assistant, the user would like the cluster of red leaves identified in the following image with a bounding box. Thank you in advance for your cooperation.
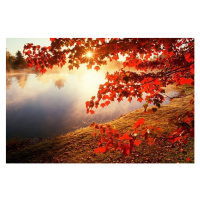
[23,38,119,73]
[81,39,194,114]
[23,38,194,155]
[168,104,194,145]
[85,69,168,114]
[90,118,162,156]
[23,38,194,78]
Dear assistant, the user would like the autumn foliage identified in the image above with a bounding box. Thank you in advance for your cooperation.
[23,38,194,157]
[90,118,163,156]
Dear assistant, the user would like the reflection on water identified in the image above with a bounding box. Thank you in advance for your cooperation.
[6,62,170,140]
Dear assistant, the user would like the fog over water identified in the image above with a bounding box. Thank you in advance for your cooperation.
[6,62,171,140]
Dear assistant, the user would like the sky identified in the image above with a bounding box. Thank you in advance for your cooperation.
[6,38,51,56]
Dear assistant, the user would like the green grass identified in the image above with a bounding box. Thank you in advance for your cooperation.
[6,85,194,163]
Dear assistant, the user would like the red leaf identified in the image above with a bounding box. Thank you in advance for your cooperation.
[90,110,95,114]
[120,132,132,140]
[134,139,141,147]
[148,138,155,146]
[94,66,100,71]
[185,53,194,63]
[186,158,191,162]
[179,77,193,85]
[90,122,96,127]
[77,41,81,45]
[68,65,73,70]
[128,97,132,103]
[182,139,187,144]
[113,54,119,61]
[154,79,160,85]
[102,95,109,100]
[94,147,106,154]
[190,128,194,137]
[27,50,31,55]
[121,144,130,156]
[50,38,56,42]
[168,136,174,144]
[100,137,107,143]
[137,97,143,103]
[92,132,96,137]
[100,103,105,108]
[174,136,181,143]
[105,100,110,106]
[190,64,194,75]
[87,64,92,69]
[133,118,145,129]
[28,63,32,68]
[85,101,90,107]
[100,38,105,44]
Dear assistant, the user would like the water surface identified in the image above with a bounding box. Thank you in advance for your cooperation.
[6,63,171,140]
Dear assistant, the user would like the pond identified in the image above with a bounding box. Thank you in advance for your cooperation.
[6,62,172,140]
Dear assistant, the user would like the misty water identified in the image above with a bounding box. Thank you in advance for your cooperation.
[6,63,172,140]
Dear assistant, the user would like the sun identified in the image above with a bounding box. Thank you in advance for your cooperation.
[86,51,93,58]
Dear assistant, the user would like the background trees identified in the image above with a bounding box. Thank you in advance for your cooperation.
[6,50,27,71]
[6,50,15,71]
[13,51,27,69]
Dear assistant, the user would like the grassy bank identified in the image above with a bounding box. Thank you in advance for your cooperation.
[6,85,194,163]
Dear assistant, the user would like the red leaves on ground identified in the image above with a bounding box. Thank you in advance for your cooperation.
[134,139,141,147]
[186,158,191,162]
[190,64,194,75]
[90,108,193,158]
[133,118,145,129]
[94,147,107,154]
[190,128,194,137]
[120,132,132,140]
[92,132,96,137]
[89,122,96,127]
[148,138,155,146]
[121,144,130,156]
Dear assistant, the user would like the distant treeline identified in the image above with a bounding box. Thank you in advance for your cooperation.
[6,50,27,71]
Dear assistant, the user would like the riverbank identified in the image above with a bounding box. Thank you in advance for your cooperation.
[6,84,194,163]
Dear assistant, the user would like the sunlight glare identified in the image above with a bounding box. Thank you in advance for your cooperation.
[81,70,104,94]
[86,51,93,58]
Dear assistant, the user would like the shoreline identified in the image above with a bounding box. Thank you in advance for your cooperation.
[6,91,194,163]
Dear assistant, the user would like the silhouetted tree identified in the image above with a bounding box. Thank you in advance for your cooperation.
[13,51,27,69]
[6,50,15,71]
